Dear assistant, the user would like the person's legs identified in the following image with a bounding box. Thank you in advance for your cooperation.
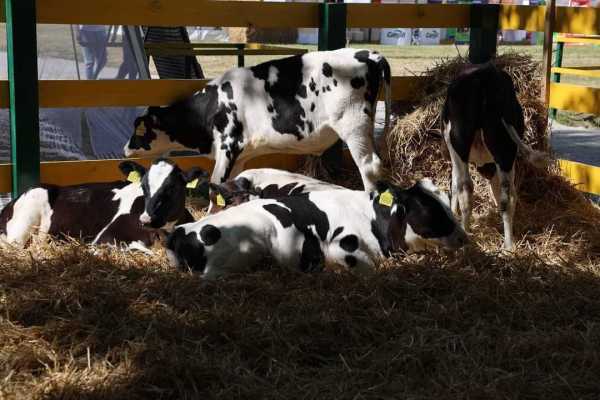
[116,34,139,79]
[116,62,128,79]
[80,31,95,80]
[90,31,108,79]
[124,43,139,79]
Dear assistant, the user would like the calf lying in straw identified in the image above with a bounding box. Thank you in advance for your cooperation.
[166,179,468,279]
[0,159,205,252]
[206,168,345,213]
[442,63,547,251]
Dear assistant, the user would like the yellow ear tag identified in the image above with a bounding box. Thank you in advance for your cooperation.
[127,171,141,183]
[135,124,146,137]
[379,190,394,207]
[216,194,226,207]
[186,178,199,189]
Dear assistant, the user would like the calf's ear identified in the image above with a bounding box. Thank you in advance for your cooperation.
[118,161,147,178]
[147,106,170,126]
[182,167,208,183]
[374,180,391,195]
[234,177,252,191]
[208,183,225,195]
[147,106,166,117]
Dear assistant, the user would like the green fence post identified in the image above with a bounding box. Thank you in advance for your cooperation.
[5,0,40,195]
[550,41,563,119]
[318,0,346,51]
[469,4,500,64]
[318,0,347,175]
[237,44,245,68]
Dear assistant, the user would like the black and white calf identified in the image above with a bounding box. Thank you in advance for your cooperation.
[126,158,207,230]
[207,168,344,213]
[442,63,546,250]
[0,159,205,251]
[123,48,391,192]
[166,179,468,279]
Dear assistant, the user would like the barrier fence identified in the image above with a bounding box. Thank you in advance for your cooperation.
[1,0,600,195]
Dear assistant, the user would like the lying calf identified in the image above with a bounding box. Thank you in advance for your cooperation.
[166,179,468,279]
[0,159,205,251]
[207,168,344,212]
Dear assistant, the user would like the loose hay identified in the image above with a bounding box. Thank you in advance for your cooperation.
[2,53,600,399]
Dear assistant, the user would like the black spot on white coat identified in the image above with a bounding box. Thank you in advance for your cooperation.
[345,255,357,268]
[298,84,308,99]
[262,204,294,228]
[339,234,359,252]
[221,81,234,100]
[250,55,307,140]
[331,226,344,240]
[263,195,330,271]
[167,228,207,272]
[351,77,365,89]
[322,62,333,77]
[200,224,221,245]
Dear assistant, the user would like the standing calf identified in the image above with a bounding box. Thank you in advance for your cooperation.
[123,48,391,192]
[166,179,468,279]
[442,63,546,250]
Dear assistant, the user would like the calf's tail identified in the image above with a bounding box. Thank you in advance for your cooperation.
[377,55,392,138]
[0,200,14,237]
[501,118,548,169]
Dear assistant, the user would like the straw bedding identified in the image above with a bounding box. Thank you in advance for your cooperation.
[2,53,600,399]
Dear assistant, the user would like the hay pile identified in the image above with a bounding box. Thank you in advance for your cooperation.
[2,53,600,399]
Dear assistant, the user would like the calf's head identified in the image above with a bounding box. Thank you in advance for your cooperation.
[119,159,207,229]
[207,177,258,214]
[123,106,191,158]
[372,179,467,253]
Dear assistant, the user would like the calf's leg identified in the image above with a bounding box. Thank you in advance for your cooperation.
[5,188,50,246]
[483,115,519,251]
[444,122,473,231]
[491,167,516,251]
[210,151,238,185]
[333,117,381,192]
[208,152,239,212]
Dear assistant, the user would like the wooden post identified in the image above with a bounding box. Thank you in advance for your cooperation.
[469,4,500,64]
[5,0,40,195]
[318,0,347,176]
[542,0,557,106]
